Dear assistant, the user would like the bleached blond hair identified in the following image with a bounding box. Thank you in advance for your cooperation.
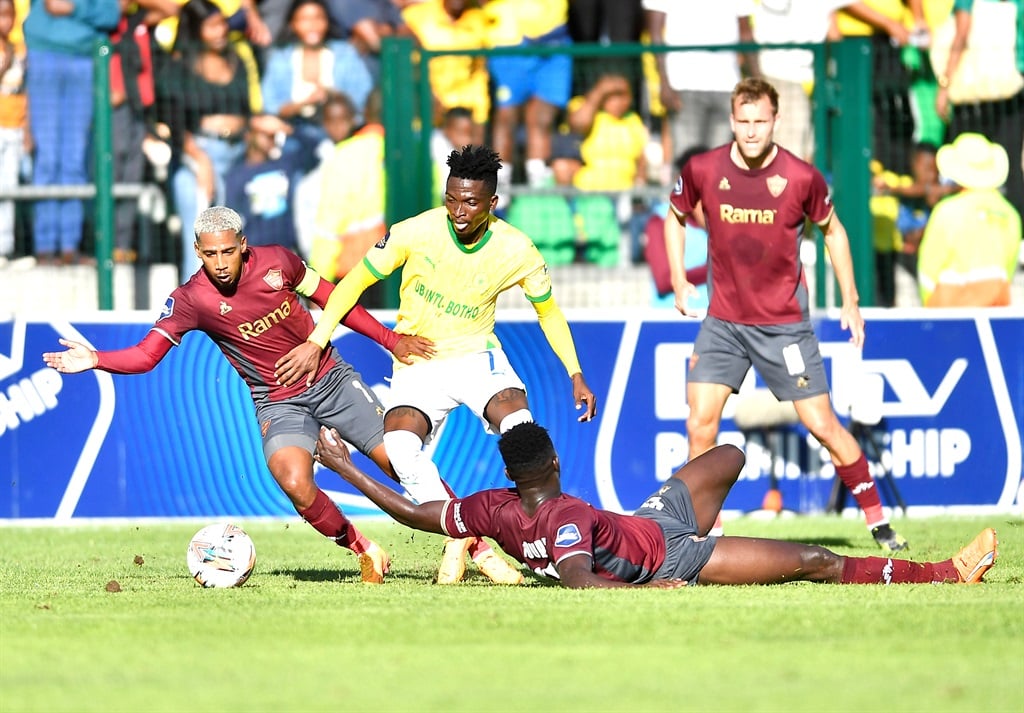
[193,206,243,242]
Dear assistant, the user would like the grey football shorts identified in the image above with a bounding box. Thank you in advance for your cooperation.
[688,315,831,402]
[634,478,717,584]
[254,360,385,461]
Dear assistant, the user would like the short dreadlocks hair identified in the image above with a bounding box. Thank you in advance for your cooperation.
[498,422,556,477]
[446,144,502,196]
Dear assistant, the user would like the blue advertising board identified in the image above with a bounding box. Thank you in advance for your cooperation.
[2,310,1021,521]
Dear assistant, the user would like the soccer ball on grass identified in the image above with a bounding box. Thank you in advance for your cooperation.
[186,522,256,588]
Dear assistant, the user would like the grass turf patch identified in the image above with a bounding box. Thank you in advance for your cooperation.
[1,514,1020,712]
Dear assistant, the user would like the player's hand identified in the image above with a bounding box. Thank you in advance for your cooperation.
[313,426,353,475]
[643,578,689,589]
[274,341,322,388]
[571,373,597,422]
[42,338,97,374]
[840,303,865,349]
[392,334,436,365]
[673,281,700,317]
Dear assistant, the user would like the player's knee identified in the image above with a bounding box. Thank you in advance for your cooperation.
[382,430,423,474]
[800,545,843,581]
[273,469,316,509]
[267,447,313,497]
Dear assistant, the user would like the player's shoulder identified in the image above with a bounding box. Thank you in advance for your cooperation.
[774,145,824,180]
[397,206,449,230]
[685,145,731,182]
[247,244,305,276]
[390,206,449,241]
[460,487,519,517]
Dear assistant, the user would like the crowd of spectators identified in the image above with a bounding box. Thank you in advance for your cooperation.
[0,0,1020,307]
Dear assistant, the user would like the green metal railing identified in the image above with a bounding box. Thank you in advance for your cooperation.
[93,39,115,310]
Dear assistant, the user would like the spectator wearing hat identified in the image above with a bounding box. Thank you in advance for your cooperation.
[917,133,1023,307]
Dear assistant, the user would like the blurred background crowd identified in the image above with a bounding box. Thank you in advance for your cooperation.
[0,0,1021,310]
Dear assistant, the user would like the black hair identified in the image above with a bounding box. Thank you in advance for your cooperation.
[912,141,939,157]
[446,144,502,196]
[498,422,556,476]
[323,89,357,119]
[443,106,474,124]
[175,0,224,53]
[276,0,342,45]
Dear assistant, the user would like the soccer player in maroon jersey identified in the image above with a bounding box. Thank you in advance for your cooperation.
[314,421,997,587]
[662,77,908,551]
[42,206,434,583]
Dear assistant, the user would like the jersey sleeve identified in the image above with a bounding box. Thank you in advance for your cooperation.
[151,286,198,345]
[804,166,834,225]
[440,491,496,538]
[518,240,553,302]
[362,229,409,281]
[546,500,598,568]
[669,159,701,217]
[95,330,174,374]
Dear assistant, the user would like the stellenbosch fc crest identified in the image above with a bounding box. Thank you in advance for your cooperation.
[263,269,283,291]
[766,174,788,197]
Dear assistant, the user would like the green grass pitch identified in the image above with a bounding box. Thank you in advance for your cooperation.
[1,514,1021,712]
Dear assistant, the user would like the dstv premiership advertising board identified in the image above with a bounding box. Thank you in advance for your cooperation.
[2,310,1021,521]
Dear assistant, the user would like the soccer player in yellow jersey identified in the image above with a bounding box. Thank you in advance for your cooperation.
[276,145,597,584]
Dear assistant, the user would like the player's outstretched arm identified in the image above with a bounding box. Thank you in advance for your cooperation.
[533,296,597,422]
[300,268,435,365]
[314,427,446,534]
[42,332,172,375]
[278,262,383,387]
[42,339,98,374]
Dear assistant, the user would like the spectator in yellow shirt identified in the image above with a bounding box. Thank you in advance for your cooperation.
[918,133,1023,306]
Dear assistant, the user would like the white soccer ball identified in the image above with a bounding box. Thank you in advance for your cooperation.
[186,523,257,588]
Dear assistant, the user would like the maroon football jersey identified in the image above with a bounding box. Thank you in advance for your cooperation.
[670,144,833,324]
[154,245,336,403]
[441,489,666,583]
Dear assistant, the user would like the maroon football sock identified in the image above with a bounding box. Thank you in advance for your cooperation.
[840,556,959,584]
[835,453,885,526]
[468,538,492,559]
[297,488,370,554]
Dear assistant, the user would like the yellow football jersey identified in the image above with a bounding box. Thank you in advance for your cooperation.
[364,206,552,361]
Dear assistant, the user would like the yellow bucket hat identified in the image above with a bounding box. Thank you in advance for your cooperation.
[936,133,1010,190]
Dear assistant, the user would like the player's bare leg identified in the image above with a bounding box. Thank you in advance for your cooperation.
[670,443,743,536]
[270,446,387,583]
[700,537,844,584]
[685,382,732,535]
[793,394,908,551]
[699,530,996,586]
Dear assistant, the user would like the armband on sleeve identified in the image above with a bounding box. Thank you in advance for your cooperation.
[295,264,334,309]
[94,330,174,374]
[533,296,582,378]
[308,261,380,348]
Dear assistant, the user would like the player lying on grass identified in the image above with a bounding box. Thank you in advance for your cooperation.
[42,206,438,584]
[314,421,998,588]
